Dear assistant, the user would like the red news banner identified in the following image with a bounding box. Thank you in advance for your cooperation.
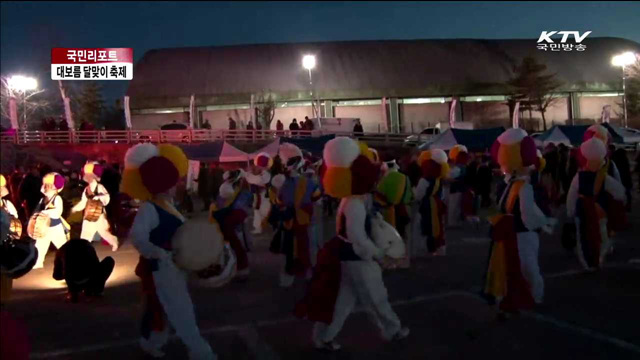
[51,48,133,80]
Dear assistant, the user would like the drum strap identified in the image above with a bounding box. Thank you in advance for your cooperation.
[86,182,106,199]
[38,194,58,212]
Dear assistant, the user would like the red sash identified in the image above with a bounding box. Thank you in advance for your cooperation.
[294,237,342,324]
[484,180,535,312]
[135,257,165,332]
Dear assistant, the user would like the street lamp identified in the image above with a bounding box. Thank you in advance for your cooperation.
[611,51,636,128]
[302,55,318,118]
[8,75,38,128]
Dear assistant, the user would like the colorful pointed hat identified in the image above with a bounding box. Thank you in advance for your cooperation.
[81,161,104,181]
[578,138,607,172]
[583,124,610,144]
[322,137,380,198]
[42,172,65,193]
[254,152,273,169]
[490,128,537,174]
[121,143,188,200]
[417,149,450,179]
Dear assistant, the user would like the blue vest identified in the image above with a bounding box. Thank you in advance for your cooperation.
[149,203,183,270]
[577,171,607,210]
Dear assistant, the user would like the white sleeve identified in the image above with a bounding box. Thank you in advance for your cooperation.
[71,188,88,212]
[414,178,430,201]
[40,196,63,219]
[4,200,18,218]
[95,184,111,206]
[566,175,579,218]
[342,198,385,261]
[519,183,549,231]
[219,182,235,199]
[130,202,168,260]
[604,175,627,203]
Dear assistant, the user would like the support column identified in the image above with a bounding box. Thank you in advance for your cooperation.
[389,98,400,133]
[324,100,334,118]
[569,92,581,125]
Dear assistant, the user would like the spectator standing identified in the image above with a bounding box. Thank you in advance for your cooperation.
[208,163,225,203]
[228,117,237,140]
[198,163,211,211]
[18,166,42,219]
[289,118,300,137]
[353,119,364,138]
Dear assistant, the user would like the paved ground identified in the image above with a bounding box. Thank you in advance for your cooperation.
[4,197,640,360]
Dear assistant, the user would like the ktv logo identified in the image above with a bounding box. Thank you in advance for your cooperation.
[536,31,591,52]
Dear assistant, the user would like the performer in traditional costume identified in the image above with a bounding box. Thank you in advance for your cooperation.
[211,169,253,278]
[483,129,554,315]
[446,145,477,226]
[1,174,22,244]
[412,149,449,256]
[582,124,627,243]
[374,164,413,238]
[245,153,273,235]
[566,138,626,271]
[71,162,119,251]
[303,157,325,267]
[1,208,38,306]
[272,143,322,287]
[1,175,18,220]
[32,172,69,269]
[123,143,215,360]
[295,137,409,351]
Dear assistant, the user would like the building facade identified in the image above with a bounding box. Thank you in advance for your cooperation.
[126,38,640,132]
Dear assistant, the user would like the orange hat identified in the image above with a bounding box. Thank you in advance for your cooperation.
[449,145,470,165]
[417,149,450,179]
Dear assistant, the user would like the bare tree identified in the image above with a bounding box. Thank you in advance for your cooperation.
[0,76,50,129]
[506,57,563,131]
[254,90,277,129]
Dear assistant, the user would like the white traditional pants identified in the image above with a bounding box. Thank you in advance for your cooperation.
[447,192,462,226]
[313,261,402,343]
[516,231,544,304]
[81,214,118,247]
[34,224,68,268]
[152,259,215,360]
[252,193,271,234]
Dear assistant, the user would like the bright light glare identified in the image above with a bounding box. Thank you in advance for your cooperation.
[611,52,636,67]
[302,55,316,70]
[8,75,38,91]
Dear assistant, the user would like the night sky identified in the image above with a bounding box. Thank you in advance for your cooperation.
[1,1,639,102]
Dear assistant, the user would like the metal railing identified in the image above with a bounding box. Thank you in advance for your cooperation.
[0,129,434,146]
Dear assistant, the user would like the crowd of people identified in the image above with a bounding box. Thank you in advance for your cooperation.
[0,123,638,359]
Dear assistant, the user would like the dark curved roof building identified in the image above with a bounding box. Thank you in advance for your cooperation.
[126,37,640,131]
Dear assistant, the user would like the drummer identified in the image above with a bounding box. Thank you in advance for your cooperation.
[123,143,215,360]
[33,173,70,269]
[1,175,18,220]
[71,162,119,251]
